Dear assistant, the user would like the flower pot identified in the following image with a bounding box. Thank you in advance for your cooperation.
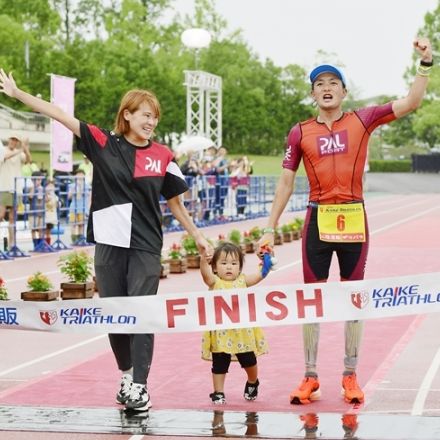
[274,233,284,245]
[166,257,188,273]
[282,232,293,242]
[21,290,59,301]
[244,242,255,253]
[186,254,201,269]
[60,282,95,299]
[292,230,301,240]
[160,262,170,278]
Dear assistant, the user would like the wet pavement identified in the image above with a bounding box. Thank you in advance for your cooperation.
[0,405,440,439]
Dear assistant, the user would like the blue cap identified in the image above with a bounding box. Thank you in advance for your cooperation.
[309,64,346,87]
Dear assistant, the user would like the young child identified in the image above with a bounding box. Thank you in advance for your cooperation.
[201,241,271,405]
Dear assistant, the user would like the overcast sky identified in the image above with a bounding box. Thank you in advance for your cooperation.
[172,0,437,99]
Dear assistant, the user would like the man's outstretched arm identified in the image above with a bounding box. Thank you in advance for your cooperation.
[393,37,433,119]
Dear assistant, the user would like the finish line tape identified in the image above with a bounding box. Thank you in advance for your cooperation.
[1,272,440,333]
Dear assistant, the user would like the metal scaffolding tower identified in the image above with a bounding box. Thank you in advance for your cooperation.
[183,70,222,147]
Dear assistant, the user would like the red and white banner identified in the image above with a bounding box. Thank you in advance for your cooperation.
[1,272,439,334]
[50,74,76,172]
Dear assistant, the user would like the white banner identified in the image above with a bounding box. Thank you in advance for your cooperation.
[50,74,76,172]
[1,272,439,333]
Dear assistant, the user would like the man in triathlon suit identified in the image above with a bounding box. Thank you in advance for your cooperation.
[260,37,433,404]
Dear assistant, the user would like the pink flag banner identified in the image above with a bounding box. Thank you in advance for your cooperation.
[50,74,76,172]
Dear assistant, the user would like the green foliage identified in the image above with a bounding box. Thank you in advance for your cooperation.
[58,251,93,283]
[227,229,242,246]
[181,234,199,256]
[27,271,53,292]
[168,243,183,259]
[369,160,412,172]
[248,226,262,241]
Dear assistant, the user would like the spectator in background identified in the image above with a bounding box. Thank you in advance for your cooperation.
[28,171,46,250]
[230,156,253,218]
[77,155,93,185]
[68,168,90,244]
[44,180,59,246]
[0,134,31,250]
[212,146,229,219]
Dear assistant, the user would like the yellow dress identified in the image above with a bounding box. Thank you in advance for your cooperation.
[201,274,268,361]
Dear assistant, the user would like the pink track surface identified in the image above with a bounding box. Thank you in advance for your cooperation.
[0,193,439,432]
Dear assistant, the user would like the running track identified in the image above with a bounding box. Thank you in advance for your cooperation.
[0,192,439,439]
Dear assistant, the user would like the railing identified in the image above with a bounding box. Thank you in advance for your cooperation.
[0,175,309,260]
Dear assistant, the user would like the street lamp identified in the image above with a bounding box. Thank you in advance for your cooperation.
[181,28,211,69]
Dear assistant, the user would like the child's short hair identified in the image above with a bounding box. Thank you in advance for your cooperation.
[211,242,244,271]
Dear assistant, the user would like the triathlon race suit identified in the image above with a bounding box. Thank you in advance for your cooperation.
[283,103,396,282]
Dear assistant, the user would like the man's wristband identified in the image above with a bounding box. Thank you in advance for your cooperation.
[420,59,434,67]
[262,227,275,234]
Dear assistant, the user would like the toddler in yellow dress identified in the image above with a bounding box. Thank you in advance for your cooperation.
[201,241,270,404]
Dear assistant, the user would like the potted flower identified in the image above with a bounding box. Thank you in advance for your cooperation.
[281,223,293,242]
[58,250,94,299]
[166,243,187,273]
[181,234,200,268]
[0,277,9,301]
[228,229,246,252]
[291,217,305,240]
[160,255,170,279]
[274,226,284,245]
[243,231,255,253]
[21,271,59,301]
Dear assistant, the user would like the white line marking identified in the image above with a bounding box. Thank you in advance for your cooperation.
[411,347,440,416]
[0,335,106,377]
[370,205,440,236]
[128,436,145,440]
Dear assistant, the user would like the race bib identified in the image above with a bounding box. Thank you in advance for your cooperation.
[317,203,366,242]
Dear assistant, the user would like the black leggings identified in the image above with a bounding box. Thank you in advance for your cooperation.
[94,244,161,384]
[212,351,257,374]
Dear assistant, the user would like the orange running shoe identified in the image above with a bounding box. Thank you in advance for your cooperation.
[289,376,321,404]
[341,413,358,438]
[341,373,364,404]
[300,413,319,434]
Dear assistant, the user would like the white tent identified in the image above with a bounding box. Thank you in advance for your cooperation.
[174,135,214,155]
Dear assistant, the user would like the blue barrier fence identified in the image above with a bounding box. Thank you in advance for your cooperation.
[0,175,308,260]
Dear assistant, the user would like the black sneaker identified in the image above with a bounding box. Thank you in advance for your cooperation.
[116,373,132,404]
[125,383,152,411]
[244,379,259,401]
[210,391,226,405]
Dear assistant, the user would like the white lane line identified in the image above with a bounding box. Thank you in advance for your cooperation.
[128,436,145,440]
[367,198,431,218]
[0,334,106,377]
[370,205,440,235]
[411,347,440,416]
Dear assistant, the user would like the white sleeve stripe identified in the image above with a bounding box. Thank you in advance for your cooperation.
[166,161,185,181]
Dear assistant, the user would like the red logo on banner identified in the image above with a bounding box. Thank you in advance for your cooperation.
[351,291,369,309]
[40,310,58,325]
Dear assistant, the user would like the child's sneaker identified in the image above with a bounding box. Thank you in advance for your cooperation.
[244,379,259,400]
[210,391,226,405]
[125,383,152,411]
[116,373,132,404]
[290,375,321,404]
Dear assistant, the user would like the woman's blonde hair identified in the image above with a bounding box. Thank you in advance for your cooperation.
[113,89,161,135]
